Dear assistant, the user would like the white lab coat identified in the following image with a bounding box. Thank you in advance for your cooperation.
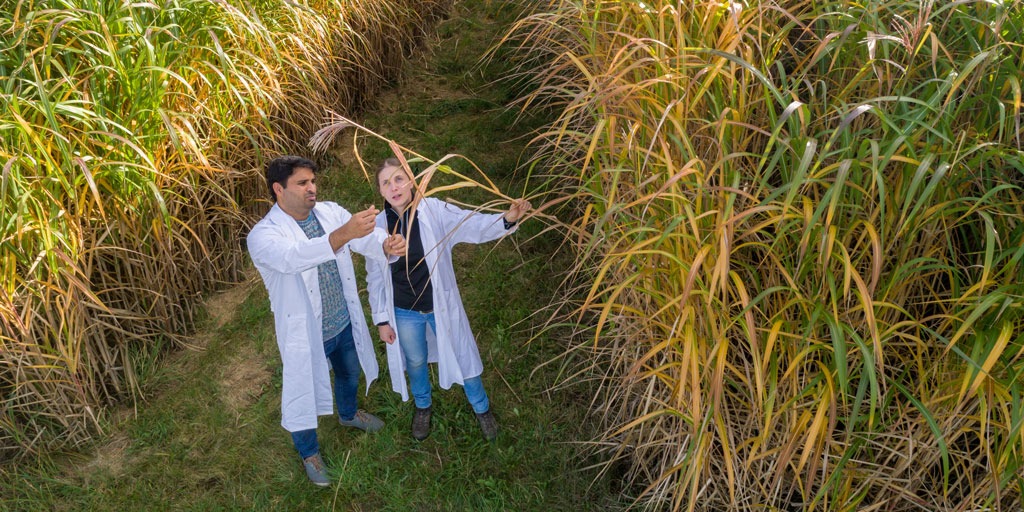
[366,197,517,401]
[247,202,388,432]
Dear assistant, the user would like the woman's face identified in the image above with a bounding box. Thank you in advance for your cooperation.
[377,165,415,211]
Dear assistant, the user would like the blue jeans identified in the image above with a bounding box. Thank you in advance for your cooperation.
[291,324,360,459]
[394,307,489,414]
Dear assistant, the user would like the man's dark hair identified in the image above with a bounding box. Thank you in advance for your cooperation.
[266,156,319,201]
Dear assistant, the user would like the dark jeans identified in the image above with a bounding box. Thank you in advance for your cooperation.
[291,324,360,459]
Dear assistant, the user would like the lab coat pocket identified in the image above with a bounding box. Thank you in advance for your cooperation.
[284,314,310,350]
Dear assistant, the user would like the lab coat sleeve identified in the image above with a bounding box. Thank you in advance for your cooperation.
[366,255,390,325]
[365,214,392,325]
[247,222,335,275]
[428,198,516,246]
[347,226,389,263]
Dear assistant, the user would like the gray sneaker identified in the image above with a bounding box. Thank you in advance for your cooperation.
[302,453,330,487]
[338,409,384,432]
[476,409,499,441]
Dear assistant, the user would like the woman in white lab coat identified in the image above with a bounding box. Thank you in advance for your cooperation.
[366,158,531,441]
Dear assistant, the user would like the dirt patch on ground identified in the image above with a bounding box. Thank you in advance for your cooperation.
[77,431,133,481]
[75,274,263,479]
[205,271,258,329]
[200,271,273,412]
[206,271,273,412]
[219,351,272,413]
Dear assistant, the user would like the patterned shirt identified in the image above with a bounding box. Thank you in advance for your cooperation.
[297,213,350,340]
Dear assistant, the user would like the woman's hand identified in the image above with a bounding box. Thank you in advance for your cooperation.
[383,234,407,257]
[503,198,532,223]
[378,324,397,344]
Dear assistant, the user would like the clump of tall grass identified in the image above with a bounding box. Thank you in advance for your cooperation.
[0,0,452,462]
[500,0,1024,510]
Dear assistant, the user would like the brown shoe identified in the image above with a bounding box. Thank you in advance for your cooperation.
[476,409,499,441]
[412,406,432,441]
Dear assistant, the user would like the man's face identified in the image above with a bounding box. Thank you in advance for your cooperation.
[274,167,317,219]
[377,165,415,211]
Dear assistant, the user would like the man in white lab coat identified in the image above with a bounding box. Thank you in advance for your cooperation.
[247,156,407,487]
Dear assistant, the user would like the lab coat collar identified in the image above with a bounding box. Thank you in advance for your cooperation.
[267,202,327,235]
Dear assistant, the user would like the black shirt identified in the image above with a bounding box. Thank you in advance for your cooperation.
[384,205,433,312]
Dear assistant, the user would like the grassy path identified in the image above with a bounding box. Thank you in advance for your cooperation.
[2,2,621,510]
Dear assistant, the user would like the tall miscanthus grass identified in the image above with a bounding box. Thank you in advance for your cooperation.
[500,0,1024,510]
[0,0,451,462]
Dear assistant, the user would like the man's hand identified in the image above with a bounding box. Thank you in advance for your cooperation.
[341,207,379,239]
[503,198,532,223]
[330,207,379,251]
[384,234,407,257]
[378,324,397,344]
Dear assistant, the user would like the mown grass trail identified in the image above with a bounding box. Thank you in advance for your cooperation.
[0,2,622,510]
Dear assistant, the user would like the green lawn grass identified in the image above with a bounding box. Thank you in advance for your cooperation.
[0,2,622,510]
